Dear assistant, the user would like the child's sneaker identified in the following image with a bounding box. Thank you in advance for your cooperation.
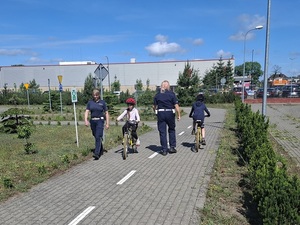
[202,139,206,145]
[136,138,140,146]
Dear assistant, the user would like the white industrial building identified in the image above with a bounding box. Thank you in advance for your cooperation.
[0,58,234,93]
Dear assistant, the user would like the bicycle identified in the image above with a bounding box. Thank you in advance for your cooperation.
[194,119,203,152]
[122,120,138,160]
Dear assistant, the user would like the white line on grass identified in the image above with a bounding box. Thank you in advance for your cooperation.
[68,206,95,225]
[116,170,136,185]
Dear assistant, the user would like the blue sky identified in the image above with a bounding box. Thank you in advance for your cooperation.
[0,0,299,76]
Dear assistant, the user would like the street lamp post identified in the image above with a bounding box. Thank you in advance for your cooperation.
[105,56,110,92]
[262,0,271,116]
[242,25,263,102]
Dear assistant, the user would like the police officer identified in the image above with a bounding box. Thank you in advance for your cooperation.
[153,80,181,156]
[85,89,110,160]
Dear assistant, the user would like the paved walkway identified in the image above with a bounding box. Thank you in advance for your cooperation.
[250,103,300,166]
[0,108,226,225]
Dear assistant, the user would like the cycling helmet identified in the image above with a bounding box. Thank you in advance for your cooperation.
[126,97,136,105]
[196,93,205,102]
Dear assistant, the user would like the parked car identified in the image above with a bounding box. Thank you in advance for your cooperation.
[255,88,277,98]
[232,87,248,99]
[273,86,283,97]
[246,89,256,97]
[255,88,264,98]
[281,84,300,97]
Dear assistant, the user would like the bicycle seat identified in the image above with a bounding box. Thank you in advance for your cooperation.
[128,120,138,125]
[195,120,202,123]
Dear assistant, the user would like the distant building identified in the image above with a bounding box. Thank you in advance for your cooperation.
[268,73,289,86]
[0,58,235,93]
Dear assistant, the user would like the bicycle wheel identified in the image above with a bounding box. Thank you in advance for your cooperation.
[195,127,201,152]
[123,134,128,160]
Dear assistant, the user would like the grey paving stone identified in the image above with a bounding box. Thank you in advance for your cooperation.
[0,107,226,225]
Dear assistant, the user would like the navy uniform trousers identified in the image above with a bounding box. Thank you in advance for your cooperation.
[90,119,104,157]
[157,111,176,151]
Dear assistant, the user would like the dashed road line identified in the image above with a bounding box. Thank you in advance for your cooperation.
[148,152,159,158]
[116,170,136,185]
[68,206,95,225]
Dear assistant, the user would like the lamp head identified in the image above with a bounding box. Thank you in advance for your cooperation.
[255,25,263,30]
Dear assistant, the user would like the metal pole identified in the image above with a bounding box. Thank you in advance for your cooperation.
[48,79,52,111]
[73,102,79,147]
[60,92,63,115]
[242,26,263,102]
[262,0,271,116]
[251,49,254,90]
[105,56,110,92]
[100,66,103,100]
[289,58,295,96]
[27,89,30,107]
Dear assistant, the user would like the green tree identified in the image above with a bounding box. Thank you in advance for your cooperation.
[224,59,235,88]
[135,79,143,91]
[203,57,234,89]
[202,67,217,88]
[176,62,200,106]
[111,75,121,92]
[82,73,95,103]
[235,62,263,86]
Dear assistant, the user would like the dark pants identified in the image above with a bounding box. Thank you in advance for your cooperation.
[157,111,176,151]
[90,119,104,157]
[122,122,138,140]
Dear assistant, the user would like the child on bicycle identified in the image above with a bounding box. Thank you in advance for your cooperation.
[189,93,210,145]
[116,97,141,146]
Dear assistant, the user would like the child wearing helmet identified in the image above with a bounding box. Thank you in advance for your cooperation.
[189,94,210,145]
[116,97,141,146]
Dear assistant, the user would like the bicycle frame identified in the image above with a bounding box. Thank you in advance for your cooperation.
[194,120,203,152]
[122,121,137,160]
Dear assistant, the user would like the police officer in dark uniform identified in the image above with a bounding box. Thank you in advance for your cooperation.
[85,89,110,160]
[153,80,181,156]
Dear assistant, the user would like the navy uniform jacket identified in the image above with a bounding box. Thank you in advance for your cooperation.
[86,99,108,118]
[154,90,178,109]
[189,101,210,121]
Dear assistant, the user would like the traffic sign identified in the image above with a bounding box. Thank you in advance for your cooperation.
[59,84,63,92]
[24,83,29,90]
[71,88,78,103]
[221,78,226,85]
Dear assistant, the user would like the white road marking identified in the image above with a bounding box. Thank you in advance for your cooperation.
[68,206,95,225]
[148,152,159,158]
[116,170,136,185]
[178,131,184,136]
[188,125,192,129]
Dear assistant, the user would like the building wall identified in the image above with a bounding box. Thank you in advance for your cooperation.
[0,58,234,93]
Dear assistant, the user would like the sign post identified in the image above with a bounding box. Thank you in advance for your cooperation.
[57,75,63,115]
[24,83,30,107]
[94,64,108,100]
[71,88,79,147]
[220,78,226,93]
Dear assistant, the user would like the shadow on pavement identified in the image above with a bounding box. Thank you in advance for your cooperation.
[145,145,161,152]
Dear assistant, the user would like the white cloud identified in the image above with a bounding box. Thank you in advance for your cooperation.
[216,49,232,58]
[192,38,204,46]
[230,14,265,41]
[145,34,184,57]
[0,48,30,56]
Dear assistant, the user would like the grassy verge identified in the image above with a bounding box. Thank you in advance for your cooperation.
[199,105,300,224]
[0,122,152,202]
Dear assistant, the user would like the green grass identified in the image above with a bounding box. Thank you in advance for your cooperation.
[0,120,152,202]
